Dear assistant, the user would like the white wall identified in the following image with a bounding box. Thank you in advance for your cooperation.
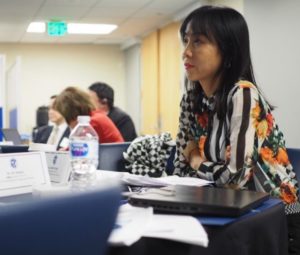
[0,55,5,129]
[124,44,141,134]
[209,0,243,13]
[244,0,300,148]
[0,43,125,135]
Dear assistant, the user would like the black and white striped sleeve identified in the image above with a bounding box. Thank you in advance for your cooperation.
[198,86,258,186]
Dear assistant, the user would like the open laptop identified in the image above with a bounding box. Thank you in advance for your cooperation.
[0,145,29,153]
[129,186,269,217]
[0,128,23,145]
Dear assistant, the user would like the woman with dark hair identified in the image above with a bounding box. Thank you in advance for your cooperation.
[174,5,300,253]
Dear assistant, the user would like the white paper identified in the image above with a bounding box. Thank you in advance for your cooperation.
[109,204,153,246]
[108,203,208,247]
[59,137,69,149]
[159,175,213,186]
[121,172,213,187]
[0,151,51,197]
[29,143,56,152]
[143,214,208,247]
[45,151,71,184]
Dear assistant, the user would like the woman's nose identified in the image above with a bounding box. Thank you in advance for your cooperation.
[182,45,192,59]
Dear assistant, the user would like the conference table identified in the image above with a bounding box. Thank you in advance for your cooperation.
[108,200,288,255]
[0,189,288,255]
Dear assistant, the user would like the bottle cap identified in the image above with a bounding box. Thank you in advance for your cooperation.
[77,115,90,124]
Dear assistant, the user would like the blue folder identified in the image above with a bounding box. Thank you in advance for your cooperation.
[198,198,282,226]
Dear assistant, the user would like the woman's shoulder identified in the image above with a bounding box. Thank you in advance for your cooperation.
[228,80,260,99]
[236,80,256,89]
[231,80,258,93]
[228,80,272,112]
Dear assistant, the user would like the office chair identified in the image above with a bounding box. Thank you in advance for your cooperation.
[287,148,300,184]
[98,142,131,171]
[0,186,121,255]
[166,145,176,175]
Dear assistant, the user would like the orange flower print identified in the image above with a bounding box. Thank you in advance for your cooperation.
[256,120,268,139]
[238,80,254,89]
[266,113,273,135]
[280,182,297,204]
[197,112,208,129]
[276,148,290,166]
[225,145,231,163]
[251,102,261,120]
[260,147,276,165]
[198,136,206,158]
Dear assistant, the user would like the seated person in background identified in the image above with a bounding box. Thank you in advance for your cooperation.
[32,105,49,141]
[54,86,124,143]
[88,82,137,141]
[33,95,70,150]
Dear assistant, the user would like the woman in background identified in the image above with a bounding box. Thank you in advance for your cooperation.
[174,5,300,254]
[54,86,124,143]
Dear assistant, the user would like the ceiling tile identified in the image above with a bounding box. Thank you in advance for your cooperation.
[20,33,59,43]
[95,0,151,8]
[0,0,198,44]
[85,7,138,19]
[36,5,91,20]
[43,0,98,7]
[79,17,124,25]
[55,34,100,43]
[147,0,196,10]
[115,16,169,37]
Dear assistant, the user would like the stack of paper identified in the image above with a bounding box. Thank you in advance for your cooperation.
[121,172,213,187]
[109,204,153,246]
[143,214,208,247]
[109,204,208,247]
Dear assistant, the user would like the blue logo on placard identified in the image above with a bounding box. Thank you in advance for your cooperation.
[53,155,58,165]
[10,158,17,168]
[70,143,89,157]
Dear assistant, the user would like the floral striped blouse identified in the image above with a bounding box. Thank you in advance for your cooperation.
[174,80,300,214]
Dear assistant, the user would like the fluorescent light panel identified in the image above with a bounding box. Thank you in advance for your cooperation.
[27,22,45,33]
[67,23,117,34]
[27,22,117,35]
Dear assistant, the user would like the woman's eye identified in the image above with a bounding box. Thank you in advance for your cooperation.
[193,39,201,45]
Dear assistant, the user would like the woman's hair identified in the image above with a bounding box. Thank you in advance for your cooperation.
[180,5,269,117]
[54,86,95,124]
[89,82,114,109]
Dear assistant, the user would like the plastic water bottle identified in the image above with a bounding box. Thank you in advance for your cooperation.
[69,115,99,190]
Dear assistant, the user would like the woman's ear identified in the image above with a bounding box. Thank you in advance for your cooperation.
[101,98,108,105]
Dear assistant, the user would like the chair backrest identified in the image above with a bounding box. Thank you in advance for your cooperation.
[98,142,131,171]
[0,186,121,255]
[287,148,300,184]
[166,145,176,175]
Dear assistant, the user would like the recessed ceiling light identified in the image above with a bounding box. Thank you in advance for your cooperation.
[67,23,117,35]
[27,22,46,33]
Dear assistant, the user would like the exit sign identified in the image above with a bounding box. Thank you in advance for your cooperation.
[47,21,67,36]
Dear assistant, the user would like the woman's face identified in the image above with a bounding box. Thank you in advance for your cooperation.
[182,22,222,85]
[48,98,64,124]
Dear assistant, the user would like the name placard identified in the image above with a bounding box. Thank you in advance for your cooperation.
[0,152,51,197]
[45,151,71,184]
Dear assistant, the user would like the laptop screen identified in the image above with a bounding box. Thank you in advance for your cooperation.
[0,145,29,153]
[129,186,269,217]
[1,128,23,145]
